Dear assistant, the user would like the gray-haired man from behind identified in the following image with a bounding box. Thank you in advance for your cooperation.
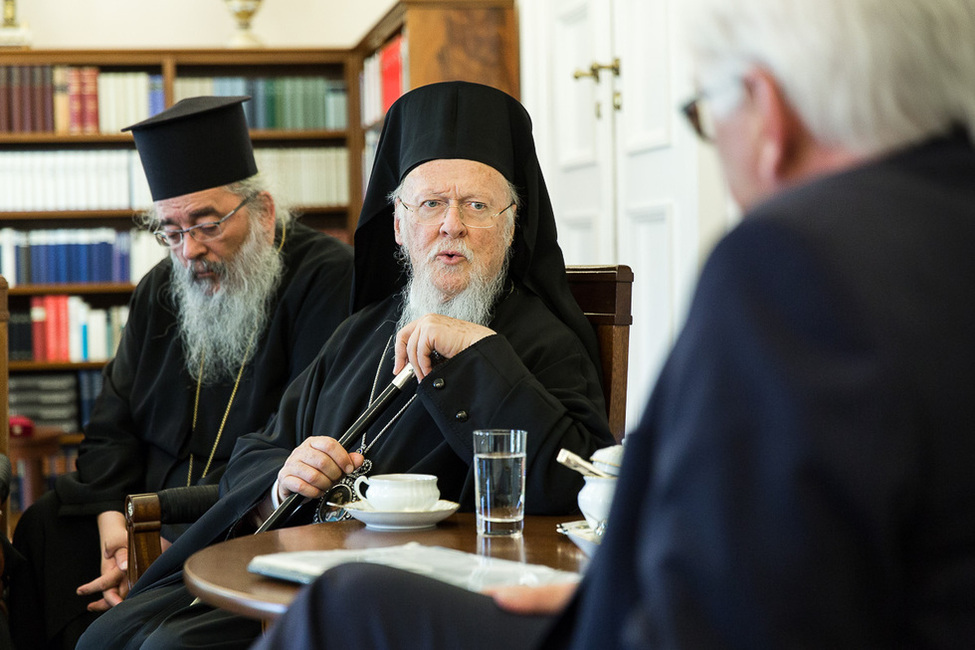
[252,1,975,648]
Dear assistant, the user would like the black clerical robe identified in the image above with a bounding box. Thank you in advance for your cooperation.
[57,222,353,515]
[10,222,352,649]
[129,284,613,595]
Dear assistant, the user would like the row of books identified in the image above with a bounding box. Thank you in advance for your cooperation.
[254,147,350,207]
[0,228,166,287]
[97,71,165,134]
[174,76,348,131]
[361,33,406,127]
[0,65,164,135]
[6,371,103,512]
[0,149,153,211]
[0,145,351,213]
[9,370,102,431]
[9,297,129,363]
[7,441,81,514]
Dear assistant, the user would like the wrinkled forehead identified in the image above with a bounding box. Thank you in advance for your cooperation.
[400,158,509,199]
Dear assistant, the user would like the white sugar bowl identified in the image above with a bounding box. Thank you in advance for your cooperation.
[590,444,624,477]
[577,475,617,535]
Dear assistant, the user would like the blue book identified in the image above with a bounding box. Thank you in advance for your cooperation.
[148,74,165,117]
[54,230,69,284]
[252,78,267,129]
[79,230,92,283]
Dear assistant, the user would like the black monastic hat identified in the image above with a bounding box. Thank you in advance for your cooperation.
[123,95,258,202]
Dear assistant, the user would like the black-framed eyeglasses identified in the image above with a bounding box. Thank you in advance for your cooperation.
[398,198,516,229]
[681,93,717,142]
[681,78,746,142]
[153,193,258,247]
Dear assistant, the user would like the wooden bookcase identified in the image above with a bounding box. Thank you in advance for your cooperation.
[349,0,519,221]
[0,49,359,519]
[0,5,520,521]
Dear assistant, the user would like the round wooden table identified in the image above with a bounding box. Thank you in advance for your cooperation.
[184,513,587,621]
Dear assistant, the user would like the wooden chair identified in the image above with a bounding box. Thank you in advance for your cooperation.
[125,264,634,585]
[566,264,633,441]
[1,277,9,540]
[1,277,10,626]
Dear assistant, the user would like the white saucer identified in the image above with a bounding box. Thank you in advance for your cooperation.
[344,500,460,531]
[558,520,602,557]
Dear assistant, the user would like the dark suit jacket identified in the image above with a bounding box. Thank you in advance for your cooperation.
[547,133,975,648]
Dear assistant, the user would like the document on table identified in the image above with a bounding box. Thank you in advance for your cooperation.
[248,542,581,592]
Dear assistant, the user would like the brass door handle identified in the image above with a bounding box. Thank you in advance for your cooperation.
[572,58,621,83]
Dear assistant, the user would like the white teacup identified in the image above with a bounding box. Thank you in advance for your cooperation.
[577,475,617,535]
[353,473,440,512]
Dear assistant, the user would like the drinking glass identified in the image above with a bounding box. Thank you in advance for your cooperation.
[473,429,527,536]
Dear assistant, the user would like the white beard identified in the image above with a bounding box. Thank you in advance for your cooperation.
[169,225,283,384]
[396,238,510,331]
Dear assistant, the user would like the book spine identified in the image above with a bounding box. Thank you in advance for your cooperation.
[10,65,24,132]
[67,67,83,135]
[81,66,99,135]
[0,66,10,132]
[31,65,45,133]
[30,296,47,362]
[21,65,34,132]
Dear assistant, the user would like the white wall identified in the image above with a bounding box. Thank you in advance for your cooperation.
[17,0,397,49]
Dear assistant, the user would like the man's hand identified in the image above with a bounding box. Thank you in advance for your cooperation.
[77,511,130,611]
[276,436,365,503]
[482,582,579,615]
[394,314,495,381]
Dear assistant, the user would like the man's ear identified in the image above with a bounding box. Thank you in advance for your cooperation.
[258,191,276,241]
[393,211,404,246]
[748,69,805,188]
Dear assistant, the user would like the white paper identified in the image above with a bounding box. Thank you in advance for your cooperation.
[248,542,580,592]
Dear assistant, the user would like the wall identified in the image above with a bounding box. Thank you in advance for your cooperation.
[16,0,397,49]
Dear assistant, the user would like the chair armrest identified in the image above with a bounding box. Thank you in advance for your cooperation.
[125,484,220,588]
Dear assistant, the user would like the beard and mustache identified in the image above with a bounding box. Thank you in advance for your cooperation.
[168,222,284,385]
[396,231,512,332]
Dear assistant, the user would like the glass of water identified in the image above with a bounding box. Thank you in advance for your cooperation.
[473,429,527,536]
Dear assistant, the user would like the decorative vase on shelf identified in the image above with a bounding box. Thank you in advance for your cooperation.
[0,0,33,48]
[224,0,264,48]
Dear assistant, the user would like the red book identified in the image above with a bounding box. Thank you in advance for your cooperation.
[80,66,99,134]
[67,67,83,134]
[43,295,59,362]
[29,296,48,362]
[379,34,403,114]
[56,295,71,362]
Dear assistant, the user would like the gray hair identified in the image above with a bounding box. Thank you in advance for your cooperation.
[682,0,975,154]
[135,172,295,232]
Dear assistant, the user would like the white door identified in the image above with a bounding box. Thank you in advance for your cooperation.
[520,0,730,428]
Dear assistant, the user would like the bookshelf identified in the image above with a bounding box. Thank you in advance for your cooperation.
[350,0,519,221]
[0,49,359,517]
[0,5,521,520]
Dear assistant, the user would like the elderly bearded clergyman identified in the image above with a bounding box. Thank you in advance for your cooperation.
[11,96,354,650]
[76,81,615,650]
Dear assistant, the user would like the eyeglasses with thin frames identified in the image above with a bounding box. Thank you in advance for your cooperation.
[681,93,718,142]
[397,198,516,229]
[153,193,258,247]
[680,78,745,143]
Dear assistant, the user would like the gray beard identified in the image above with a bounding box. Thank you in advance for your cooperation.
[396,245,510,332]
[169,226,284,384]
